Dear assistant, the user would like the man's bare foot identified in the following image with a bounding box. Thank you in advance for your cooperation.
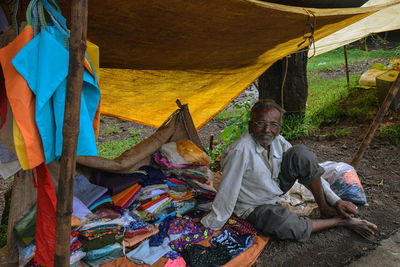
[343,218,378,239]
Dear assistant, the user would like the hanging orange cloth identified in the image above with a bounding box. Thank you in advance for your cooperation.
[0,26,45,169]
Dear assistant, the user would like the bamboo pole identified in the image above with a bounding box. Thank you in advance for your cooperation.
[54,0,88,265]
[344,45,350,88]
[350,73,400,168]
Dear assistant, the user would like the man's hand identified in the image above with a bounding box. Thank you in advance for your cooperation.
[335,200,358,219]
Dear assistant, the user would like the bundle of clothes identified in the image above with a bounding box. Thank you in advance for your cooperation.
[16,139,259,267]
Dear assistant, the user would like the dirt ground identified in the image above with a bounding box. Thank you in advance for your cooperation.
[1,52,399,267]
[96,97,400,267]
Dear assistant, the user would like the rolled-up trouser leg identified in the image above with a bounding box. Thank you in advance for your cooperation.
[278,144,325,193]
[246,204,312,242]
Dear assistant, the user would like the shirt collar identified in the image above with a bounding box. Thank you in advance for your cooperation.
[247,131,282,158]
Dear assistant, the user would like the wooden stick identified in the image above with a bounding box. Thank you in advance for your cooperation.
[54,0,88,265]
[351,72,400,168]
[344,45,350,88]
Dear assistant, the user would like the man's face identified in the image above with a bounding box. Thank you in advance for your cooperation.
[249,107,281,148]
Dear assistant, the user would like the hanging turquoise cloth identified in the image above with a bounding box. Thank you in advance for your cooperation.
[12,26,100,164]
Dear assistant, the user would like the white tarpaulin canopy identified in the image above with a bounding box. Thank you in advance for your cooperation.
[310,0,400,56]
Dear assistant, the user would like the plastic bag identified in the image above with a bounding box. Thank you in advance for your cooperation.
[320,161,367,205]
[176,139,210,166]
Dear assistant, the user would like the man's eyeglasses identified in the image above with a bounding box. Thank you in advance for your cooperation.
[252,121,281,130]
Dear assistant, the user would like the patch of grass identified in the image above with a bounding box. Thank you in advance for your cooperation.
[98,128,143,159]
[102,123,122,135]
[377,122,400,144]
[98,138,138,159]
[308,46,400,72]
[128,127,142,138]
[306,74,357,127]
[321,128,352,138]
[280,114,317,140]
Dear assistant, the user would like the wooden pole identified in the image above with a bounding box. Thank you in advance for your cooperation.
[54,0,88,265]
[344,45,350,88]
[350,73,400,168]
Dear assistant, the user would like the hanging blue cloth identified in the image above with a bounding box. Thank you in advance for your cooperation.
[12,26,100,164]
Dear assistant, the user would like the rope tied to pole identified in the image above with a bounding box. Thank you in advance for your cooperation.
[298,9,316,58]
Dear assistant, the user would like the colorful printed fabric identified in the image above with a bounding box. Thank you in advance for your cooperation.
[169,228,214,253]
[168,216,198,236]
[170,191,194,202]
[221,215,258,236]
[209,229,253,257]
[79,225,122,241]
[181,244,231,267]
[149,216,174,246]
[70,239,83,254]
[129,220,148,230]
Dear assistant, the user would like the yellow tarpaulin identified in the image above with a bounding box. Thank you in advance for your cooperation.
[78,0,400,129]
[311,0,400,57]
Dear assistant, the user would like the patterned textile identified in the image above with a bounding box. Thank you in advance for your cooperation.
[149,216,174,246]
[129,220,148,230]
[79,225,122,241]
[70,239,83,254]
[169,228,214,253]
[168,216,198,236]
[181,244,231,267]
[210,230,253,257]
[222,215,258,236]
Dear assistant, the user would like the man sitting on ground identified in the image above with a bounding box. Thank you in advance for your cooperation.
[201,100,377,241]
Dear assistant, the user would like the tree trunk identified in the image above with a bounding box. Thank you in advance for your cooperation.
[257,49,309,115]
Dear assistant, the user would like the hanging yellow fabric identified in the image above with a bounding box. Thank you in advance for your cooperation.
[88,0,400,129]
[12,118,29,170]
[59,0,399,129]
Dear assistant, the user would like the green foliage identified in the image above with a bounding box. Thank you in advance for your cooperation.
[102,123,122,135]
[207,98,254,162]
[377,122,400,144]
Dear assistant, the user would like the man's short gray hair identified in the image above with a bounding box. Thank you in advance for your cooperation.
[250,99,285,124]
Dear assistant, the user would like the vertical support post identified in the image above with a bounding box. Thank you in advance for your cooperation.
[351,73,400,168]
[344,45,350,89]
[54,0,88,265]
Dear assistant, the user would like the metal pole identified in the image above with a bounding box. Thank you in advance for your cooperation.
[54,0,88,265]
